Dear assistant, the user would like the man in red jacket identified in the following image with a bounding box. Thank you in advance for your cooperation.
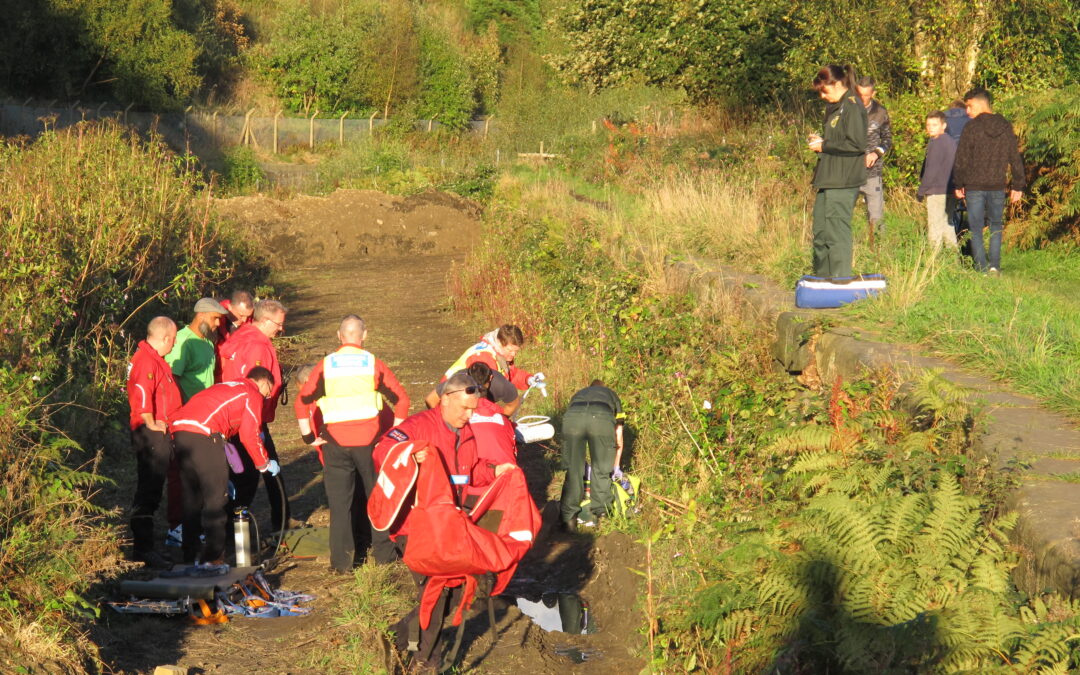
[170,368,277,569]
[372,372,515,668]
[294,315,410,570]
[218,298,290,533]
[126,316,181,568]
[442,324,541,392]
[216,289,255,343]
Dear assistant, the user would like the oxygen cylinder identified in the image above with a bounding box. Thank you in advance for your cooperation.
[233,508,254,567]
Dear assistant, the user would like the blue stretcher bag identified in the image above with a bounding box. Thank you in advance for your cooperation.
[795,274,886,309]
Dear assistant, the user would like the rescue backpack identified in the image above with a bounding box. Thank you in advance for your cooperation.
[367,440,541,628]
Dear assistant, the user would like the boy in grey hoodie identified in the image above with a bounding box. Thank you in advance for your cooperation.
[917,111,958,249]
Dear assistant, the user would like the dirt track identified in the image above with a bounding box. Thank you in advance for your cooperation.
[92,191,644,673]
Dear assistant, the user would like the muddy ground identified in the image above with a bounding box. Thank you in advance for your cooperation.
[91,191,644,674]
[214,189,483,266]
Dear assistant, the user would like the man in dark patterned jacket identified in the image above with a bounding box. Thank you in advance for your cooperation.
[855,76,893,245]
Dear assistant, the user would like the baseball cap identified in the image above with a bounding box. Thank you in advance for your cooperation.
[193,297,228,315]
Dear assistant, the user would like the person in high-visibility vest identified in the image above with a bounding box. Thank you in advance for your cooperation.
[295,314,410,571]
[443,324,541,392]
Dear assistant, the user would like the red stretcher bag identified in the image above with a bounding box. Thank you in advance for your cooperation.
[368,439,541,629]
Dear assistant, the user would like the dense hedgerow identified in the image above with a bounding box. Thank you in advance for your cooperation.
[0,122,258,671]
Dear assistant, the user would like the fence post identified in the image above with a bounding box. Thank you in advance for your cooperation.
[369,111,377,136]
[339,111,348,146]
[96,102,106,119]
[183,105,193,155]
[212,110,219,143]
[272,109,280,154]
[309,109,319,149]
[241,107,256,146]
[484,115,492,138]
[427,113,438,133]
[124,102,134,124]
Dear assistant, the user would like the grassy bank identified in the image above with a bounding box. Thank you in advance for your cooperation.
[457,86,1080,422]
[0,122,258,671]
[447,168,1080,670]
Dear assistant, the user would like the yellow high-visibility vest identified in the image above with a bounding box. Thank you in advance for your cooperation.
[318,346,382,423]
[444,341,507,379]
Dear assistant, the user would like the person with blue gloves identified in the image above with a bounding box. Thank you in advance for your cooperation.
[169,368,277,572]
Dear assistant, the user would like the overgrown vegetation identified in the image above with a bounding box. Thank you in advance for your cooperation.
[449,169,1080,670]
[551,0,1080,102]
[0,122,257,670]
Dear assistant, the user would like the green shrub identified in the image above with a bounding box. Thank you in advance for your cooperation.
[221,145,265,193]
[417,23,476,130]
[999,86,1080,247]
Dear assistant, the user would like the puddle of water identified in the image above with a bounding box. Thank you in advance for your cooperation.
[515,593,598,635]
[553,646,603,663]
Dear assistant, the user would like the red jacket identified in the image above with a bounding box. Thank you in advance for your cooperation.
[168,380,270,470]
[369,443,540,629]
[126,341,182,431]
[294,345,411,447]
[443,335,533,391]
[216,299,253,343]
[372,407,495,536]
[465,399,518,493]
[218,324,282,423]
[470,349,532,391]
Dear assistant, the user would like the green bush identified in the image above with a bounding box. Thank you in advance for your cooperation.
[999,86,1080,247]
[417,23,476,130]
[221,145,265,193]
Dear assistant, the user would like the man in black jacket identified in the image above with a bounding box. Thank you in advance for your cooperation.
[952,87,1025,274]
[855,77,892,245]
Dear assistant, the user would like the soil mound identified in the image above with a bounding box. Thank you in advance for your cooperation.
[214,189,482,266]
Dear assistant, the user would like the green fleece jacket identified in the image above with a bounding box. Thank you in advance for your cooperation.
[812,92,869,190]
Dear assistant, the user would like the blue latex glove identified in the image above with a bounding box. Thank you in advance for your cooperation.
[612,467,624,481]
[263,459,280,477]
[227,481,236,500]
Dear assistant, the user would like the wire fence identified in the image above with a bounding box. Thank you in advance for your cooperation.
[0,100,495,154]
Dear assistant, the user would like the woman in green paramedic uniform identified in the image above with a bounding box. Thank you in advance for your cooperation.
[808,64,868,277]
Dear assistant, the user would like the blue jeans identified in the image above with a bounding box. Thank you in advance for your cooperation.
[965,190,1005,271]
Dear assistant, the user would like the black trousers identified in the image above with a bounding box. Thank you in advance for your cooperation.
[231,425,290,533]
[173,431,230,564]
[392,535,461,668]
[322,435,397,570]
[130,425,173,553]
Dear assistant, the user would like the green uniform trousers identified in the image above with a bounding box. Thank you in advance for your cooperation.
[560,408,616,524]
[812,187,859,277]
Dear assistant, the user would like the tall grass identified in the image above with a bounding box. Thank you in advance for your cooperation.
[0,122,258,671]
